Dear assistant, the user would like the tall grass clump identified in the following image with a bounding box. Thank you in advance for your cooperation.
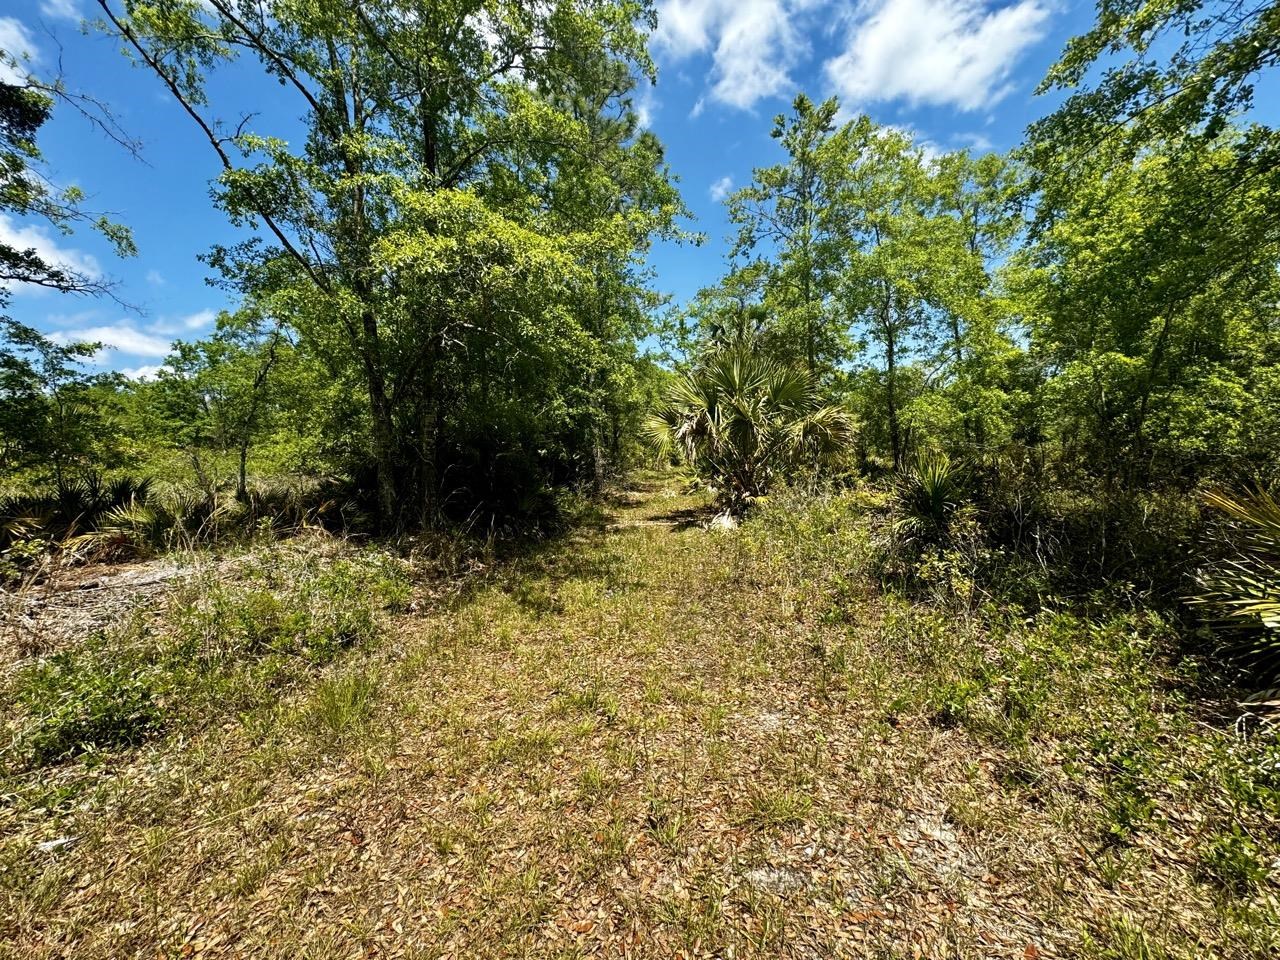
[2,542,411,769]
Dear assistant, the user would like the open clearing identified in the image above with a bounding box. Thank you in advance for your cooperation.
[2,475,1276,959]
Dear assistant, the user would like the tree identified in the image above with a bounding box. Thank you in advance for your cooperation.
[829,120,940,470]
[0,320,117,483]
[647,339,855,515]
[1020,0,1280,488]
[0,75,134,301]
[727,95,850,377]
[97,0,680,530]
[1011,133,1280,485]
[919,149,1025,456]
[1029,0,1280,189]
[660,263,770,366]
[151,309,287,498]
[0,60,137,487]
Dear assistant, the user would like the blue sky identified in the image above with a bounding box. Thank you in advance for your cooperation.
[0,0,1095,376]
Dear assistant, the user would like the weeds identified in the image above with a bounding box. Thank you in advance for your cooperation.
[307,670,380,740]
[2,541,410,769]
[12,639,160,765]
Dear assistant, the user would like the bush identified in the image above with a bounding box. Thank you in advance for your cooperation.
[13,644,160,765]
[1192,487,1280,683]
[893,449,966,548]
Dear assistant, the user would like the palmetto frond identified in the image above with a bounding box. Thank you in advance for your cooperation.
[894,449,965,544]
[1193,487,1280,681]
[648,341,855,513]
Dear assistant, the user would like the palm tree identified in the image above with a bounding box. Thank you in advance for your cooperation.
[646,341,855,515]
[1192,487,1280,682]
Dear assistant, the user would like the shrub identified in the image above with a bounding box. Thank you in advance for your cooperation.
[647,341,856,516]
[13,644,160,766]
[894,449,965,548]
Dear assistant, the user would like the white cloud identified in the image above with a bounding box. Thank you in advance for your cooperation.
[39,0,81,21]
[654,0,822,110]
[825,0,1050,112]
[145,269,166,287]
[953,131,995,151]
[0,213,102,292]
[120,363,163,381]
[880,123,944,162]
[632,80,658,129]
[147,308,217,336]
[709,175,734,201]
[0,17,38,84]
[56,324,174,358]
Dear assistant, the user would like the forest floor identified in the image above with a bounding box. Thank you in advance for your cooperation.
[1,473,1277,959]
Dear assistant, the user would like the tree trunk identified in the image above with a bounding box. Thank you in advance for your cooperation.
[237,444,248,501]
[358,304,400,530]
[882,290,903,470]
[417,330,441,528]
[886,333,901,471]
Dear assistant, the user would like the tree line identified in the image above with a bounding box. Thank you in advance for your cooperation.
[3,0,1280,544]
[659,0,1280,509]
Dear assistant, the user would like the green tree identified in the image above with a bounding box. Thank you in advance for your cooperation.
[727,95,850,377]
[1011,134,1280,484]
[919,149,1025,456]
[1029,0,1280,190]
[828,119,940,469]
[0,320,117,483]
[152,309,288,498]
[1021,0,1280,487]
[97,0,680,529]
[0,70,134,485]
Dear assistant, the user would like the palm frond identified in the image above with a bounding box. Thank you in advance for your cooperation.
[1193,487,1280,682]
[647,341,855,514]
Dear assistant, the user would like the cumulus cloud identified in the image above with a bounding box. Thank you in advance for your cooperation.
[120,363,163,381]
[55,324,174,358]
[654,0,822,110]
[825,0,1050,111]
[709,175,734,201]
[654,0,1049,114]
[0,214,102,292]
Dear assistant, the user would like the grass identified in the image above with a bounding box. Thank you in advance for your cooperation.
[0,471,1276,958]
[1,537,410,770]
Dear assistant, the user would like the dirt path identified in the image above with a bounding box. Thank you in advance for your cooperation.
[1,476,1267,959]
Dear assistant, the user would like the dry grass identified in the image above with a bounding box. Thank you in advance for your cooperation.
[0,472,1276,958]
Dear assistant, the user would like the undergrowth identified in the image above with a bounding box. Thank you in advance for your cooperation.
[744,485,1280,949]
[0,475,1276,958]
[2,542,410,769]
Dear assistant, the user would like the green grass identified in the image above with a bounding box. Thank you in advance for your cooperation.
[0,473,1276,959]
[2,538,410,769]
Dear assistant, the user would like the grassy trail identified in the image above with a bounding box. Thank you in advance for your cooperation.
[2,474,1275,958]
